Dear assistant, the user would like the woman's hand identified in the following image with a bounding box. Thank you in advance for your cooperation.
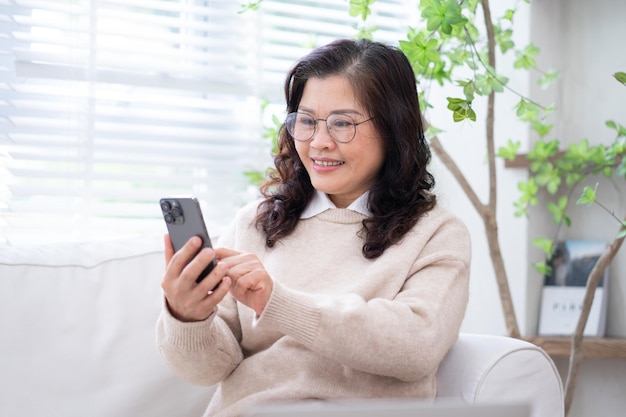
[215,248,273,316]
[161,234,232,322]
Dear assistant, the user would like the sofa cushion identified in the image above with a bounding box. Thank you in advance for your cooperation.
[0,237,211,417]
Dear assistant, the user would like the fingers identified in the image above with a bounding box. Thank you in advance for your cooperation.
[162,259,231,322]
[166,236,203,277]
[217,252,273,316]
[163,234,174,263]
[214,247,240,259]
[161,236,233,322]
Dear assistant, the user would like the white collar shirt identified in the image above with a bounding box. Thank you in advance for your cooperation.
[300,189,372,219]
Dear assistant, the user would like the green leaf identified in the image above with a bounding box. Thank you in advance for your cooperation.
[457,79,475,102]
[446,97,475,122]
[534,262,552,276]
[532,237,554,255]
[535,164,561,194]
[421,0,445,31]
[354,26,379,40]
[514,44,539,70]
[424,124,444,140]
[238,0,264,13]
[530,120,553,138]
[243,170,265,185]
[514,98,540,122]
[576,184,598,206]
[349,0,377,20]
[421,0,466,35]
[430,61,450,86]
[517,178,538,207]
[446,97,465,110]
[399,29,441,74]
[513,200,528,218]
[565,171,585,187]
[547,196,570,226]
[538,67,560,89]
[497,139,521,161]
[503,8,515,22]
[494,26,514,54]
[614,71,626,86]
[606,120,626,138]
[527,139,560,162]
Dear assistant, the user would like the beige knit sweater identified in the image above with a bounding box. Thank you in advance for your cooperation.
[156,201,471,417]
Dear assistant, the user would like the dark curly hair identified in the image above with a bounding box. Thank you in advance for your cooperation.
[255,38,436,259]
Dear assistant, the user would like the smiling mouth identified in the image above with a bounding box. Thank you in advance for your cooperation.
[312,159,344,167]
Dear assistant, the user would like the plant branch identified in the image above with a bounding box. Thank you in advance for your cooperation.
[563,222,625,416]
[479,0,520,339]
[428,133,485,213]
[595,199,625,224]
[481,0,496,211]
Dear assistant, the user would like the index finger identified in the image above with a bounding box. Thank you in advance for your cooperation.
[214,247,240,260]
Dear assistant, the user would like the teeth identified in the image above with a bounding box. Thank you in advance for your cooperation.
[314,159,343,167]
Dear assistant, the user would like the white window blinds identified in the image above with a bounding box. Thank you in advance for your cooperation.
[0,0,415,247]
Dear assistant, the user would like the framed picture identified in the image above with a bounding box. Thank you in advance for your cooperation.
[538,240,609,337]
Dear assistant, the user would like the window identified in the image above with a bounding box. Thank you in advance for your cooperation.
[0,0,415,247]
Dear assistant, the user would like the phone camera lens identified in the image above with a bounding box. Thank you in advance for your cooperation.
[160,201,171,212]
[164,214,174,224]
[171,207,182,218]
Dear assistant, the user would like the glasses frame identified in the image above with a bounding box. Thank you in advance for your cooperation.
[285,112,375,144]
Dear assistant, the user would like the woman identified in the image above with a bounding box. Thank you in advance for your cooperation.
[157,38,471,417]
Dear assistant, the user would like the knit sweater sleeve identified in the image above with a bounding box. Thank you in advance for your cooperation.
[156,297,243,386]
[255,211,470,382]
[155,212,245,387]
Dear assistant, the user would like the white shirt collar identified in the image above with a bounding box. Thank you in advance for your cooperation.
[300,190,372,218]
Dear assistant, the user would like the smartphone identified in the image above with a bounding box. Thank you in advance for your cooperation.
[160,196,217,284]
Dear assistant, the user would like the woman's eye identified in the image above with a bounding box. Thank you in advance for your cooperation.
[332,119,352,129]
[299,117,315,126]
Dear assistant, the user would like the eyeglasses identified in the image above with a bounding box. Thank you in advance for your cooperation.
[285,112,374,144]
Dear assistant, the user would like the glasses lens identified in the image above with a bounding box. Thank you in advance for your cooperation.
[327,114,356,143]
[286,112,315,142]
[285,112,358,143]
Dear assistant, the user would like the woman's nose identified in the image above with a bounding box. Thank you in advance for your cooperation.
[310,121,336,149]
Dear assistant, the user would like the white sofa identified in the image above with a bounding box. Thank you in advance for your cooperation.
[0,237,564,417]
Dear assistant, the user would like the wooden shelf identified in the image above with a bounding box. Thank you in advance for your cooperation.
[525,336,626,359]
[504,151,622,169]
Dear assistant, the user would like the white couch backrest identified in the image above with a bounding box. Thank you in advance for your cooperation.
[1,238,564,417]
[0,237,211,417]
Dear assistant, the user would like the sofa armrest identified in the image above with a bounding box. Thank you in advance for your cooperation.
[436,333,564,417]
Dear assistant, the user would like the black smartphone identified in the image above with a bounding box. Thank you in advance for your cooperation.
[160,196,217,284]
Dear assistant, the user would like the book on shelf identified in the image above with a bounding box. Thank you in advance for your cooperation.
[537,240,609,338]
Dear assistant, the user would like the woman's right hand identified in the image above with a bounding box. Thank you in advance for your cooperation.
[161,234,232,322]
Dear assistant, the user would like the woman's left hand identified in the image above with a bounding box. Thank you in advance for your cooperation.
[215,248,273,316]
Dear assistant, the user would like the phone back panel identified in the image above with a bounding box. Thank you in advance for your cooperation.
[160,196,212,252]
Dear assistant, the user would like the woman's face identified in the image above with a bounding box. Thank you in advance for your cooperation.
[294,75,385,208]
